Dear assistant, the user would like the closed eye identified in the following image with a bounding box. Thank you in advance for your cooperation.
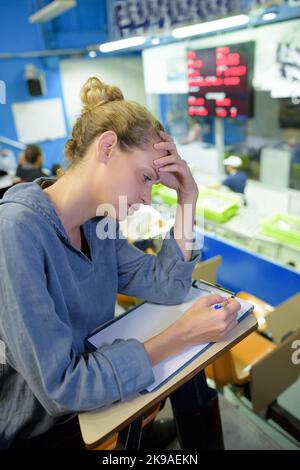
[143,175,152,182]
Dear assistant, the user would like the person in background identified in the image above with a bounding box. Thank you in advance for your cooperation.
[51,163,62,177]
[180,116,202,145]
[0,148,17,175]
[222,155,248,195]
[208,156,247,205]
[16,144,48,182]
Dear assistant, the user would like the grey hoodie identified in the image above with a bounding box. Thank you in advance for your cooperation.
[0,179,200,448]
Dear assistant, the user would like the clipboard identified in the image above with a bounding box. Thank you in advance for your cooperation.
[192,278,236,296]
[85,282,254,393]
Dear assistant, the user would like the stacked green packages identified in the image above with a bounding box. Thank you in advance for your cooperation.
[152,185,239,223]
[151,185,177,205]
[261,213,300,248]
[196,189,240,223]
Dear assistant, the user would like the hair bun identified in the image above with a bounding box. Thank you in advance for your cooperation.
[80,77,124,112]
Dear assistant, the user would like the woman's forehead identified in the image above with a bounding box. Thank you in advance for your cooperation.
[136,146,168,163]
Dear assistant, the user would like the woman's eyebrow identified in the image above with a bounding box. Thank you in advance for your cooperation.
[141,165,160,181]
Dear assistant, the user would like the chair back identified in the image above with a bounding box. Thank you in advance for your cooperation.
[250,329,300,412]
[192,255,222,283]
[265,293,300,344]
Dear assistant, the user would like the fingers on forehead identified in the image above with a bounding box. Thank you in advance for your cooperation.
[156,141,176,150]
[159,130,173,141]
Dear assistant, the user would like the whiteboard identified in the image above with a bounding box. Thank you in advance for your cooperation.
[12,98,67,144]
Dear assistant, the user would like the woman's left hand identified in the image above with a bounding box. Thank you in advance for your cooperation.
[153,131,199,202]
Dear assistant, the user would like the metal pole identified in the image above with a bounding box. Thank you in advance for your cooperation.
[214,117,225,178]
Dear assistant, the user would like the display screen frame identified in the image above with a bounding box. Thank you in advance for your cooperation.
[187,41,255,119]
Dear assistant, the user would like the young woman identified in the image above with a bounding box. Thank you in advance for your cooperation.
[0,77,239,449]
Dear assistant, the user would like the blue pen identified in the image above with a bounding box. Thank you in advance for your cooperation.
[213,301,229,310]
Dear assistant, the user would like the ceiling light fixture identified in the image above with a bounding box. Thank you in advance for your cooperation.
[172,14,250,39]
[29,0,76,23]
[99,36,146,53]
[262,12,278,21]
[151,38,161,46]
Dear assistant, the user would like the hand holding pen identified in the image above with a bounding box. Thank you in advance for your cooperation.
[144,294,241,366]
[213,300,229,310]
[167,294,241,346]
[213,296,236,310]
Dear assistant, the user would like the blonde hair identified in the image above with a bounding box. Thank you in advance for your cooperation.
[65,77,164,166]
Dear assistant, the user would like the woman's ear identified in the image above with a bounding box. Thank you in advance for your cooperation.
[96,131,118,164]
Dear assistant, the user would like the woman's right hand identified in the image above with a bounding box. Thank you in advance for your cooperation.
[174,294,240,346]
[144,294,241,366]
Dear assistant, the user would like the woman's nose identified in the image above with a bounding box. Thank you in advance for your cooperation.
[140,190,151,205]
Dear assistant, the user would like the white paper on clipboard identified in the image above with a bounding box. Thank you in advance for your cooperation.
[86,282,253,392]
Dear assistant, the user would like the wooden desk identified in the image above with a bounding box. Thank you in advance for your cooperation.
[79,315,257,449]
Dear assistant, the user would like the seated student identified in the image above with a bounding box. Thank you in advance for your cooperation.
[16,144,48,182]
[0,77,240,450]
[51,163,62,177]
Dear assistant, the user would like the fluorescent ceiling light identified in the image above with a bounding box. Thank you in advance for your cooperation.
[151,38,161,46]
[262,12,277,21]
[99,36,146,53]
[29,0,76,24]
[172,14,250,39]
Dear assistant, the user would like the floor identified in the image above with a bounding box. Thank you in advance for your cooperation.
[156,385,300,450]
[277,377,300,422]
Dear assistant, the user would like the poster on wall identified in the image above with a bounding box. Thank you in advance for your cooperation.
[142,43,188,94]
[254,21,300,98]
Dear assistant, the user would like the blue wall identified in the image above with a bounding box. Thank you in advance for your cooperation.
[50,0,108,49]
[0,55,68,169]
[0,0,108,170]
[202,234,300,306]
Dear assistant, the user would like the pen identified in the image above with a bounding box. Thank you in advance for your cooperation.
[213,300,229,310]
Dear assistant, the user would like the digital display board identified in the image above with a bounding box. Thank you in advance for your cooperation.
[187,42,254,119]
